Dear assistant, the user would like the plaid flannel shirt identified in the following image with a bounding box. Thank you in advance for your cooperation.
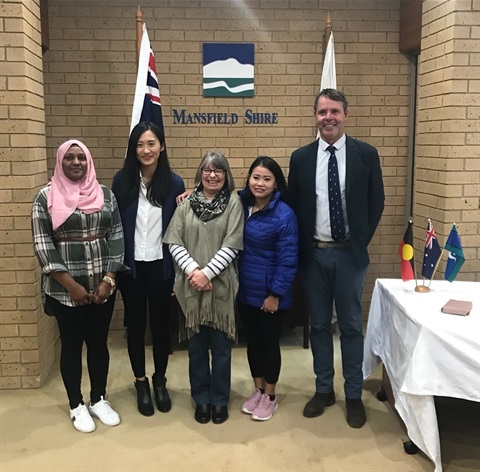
[32,184,128,307]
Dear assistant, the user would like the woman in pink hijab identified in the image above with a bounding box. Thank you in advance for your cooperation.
[32,140,127,433]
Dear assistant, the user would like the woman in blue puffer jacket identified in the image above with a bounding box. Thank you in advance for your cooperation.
[238,156,298,422]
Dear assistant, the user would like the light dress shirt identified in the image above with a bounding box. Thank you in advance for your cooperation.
[314,134,350,242]
[134,179,163,261]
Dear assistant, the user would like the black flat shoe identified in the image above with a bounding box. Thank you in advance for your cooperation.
[195,404,211,424]
[134,378,154,417]
[303,391,336,418]
[212,405,229,424]
[152,374,172,413]
[346,398,366,428]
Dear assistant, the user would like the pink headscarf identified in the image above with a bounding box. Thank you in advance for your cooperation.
[47,139,104,230]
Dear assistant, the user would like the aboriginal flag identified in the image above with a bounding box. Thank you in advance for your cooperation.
[399,221,415,281]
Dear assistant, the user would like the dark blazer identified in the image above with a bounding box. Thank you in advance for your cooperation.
[287,135,385,270]
[112,169,185,279]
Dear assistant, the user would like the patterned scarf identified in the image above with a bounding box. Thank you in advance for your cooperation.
[189,186,230,222]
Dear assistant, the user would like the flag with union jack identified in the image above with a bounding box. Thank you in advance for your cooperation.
[130,24,164,132]
[421,220,442,280]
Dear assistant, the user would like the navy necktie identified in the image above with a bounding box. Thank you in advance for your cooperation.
[327,145,346,242]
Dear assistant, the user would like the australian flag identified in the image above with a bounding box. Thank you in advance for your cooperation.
[131,24,164,132]
[421,220,442,280]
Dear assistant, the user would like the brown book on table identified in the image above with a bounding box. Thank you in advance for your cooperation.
[441,299,473,316]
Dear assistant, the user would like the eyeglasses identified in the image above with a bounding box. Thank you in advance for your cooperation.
[202,168,225,176]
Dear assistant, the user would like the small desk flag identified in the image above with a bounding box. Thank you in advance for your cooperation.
[399,221,415,281]
[444,224,465,282]
[421,221,442,280]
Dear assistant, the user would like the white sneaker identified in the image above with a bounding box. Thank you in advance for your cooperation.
[88,396,120,426]
[70,403,96,433]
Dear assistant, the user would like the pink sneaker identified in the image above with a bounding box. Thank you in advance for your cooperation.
[252,394,278,421]
[241,388,262,414]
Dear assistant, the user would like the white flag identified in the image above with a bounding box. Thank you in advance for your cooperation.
[317,31,337,140]
[320,31,336,90]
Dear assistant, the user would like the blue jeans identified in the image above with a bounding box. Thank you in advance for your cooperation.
[303,246,366,399]
[188,326,232,406]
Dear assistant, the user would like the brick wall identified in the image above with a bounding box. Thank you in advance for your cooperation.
[0,0,55,389]
[42,0,411,328]
[416,0,480,279]
[1,0,478,389]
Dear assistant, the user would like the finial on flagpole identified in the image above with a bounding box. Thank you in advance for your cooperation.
[326,12,332,28]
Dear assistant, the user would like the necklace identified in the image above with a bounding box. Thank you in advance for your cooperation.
[141,175,152,186]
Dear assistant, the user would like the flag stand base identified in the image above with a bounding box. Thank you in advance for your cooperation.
[415,285,430,293]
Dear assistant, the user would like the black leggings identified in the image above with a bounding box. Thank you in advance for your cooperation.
[239,301,284,385]
[119,260,173,379]
[48,294,115,409]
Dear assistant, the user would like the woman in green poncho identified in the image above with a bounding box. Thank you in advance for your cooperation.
[164,150,243,425]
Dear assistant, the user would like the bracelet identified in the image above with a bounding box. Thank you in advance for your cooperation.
[102,275,116,295]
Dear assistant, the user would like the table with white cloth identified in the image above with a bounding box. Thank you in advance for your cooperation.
[363,278,480,472]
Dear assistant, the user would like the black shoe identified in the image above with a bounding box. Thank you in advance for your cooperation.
[212,405,229,424]
[194,404,211,424]
[134,378,154,417]
[303,391,336,418]
[346,398,366,428]
[152,374,172,413]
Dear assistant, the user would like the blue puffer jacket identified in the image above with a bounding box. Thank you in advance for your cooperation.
[238,189,298,310]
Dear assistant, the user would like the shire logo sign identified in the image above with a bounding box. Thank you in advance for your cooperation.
[203,43,254,97]
[172,43,278,125]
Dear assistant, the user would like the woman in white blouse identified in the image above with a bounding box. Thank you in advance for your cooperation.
[112,122,185,416]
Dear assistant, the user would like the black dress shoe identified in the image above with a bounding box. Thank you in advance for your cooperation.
[212,405,229,424]
[195,404,211,424]
[134,378,154,416]
[152,374,172,413]
[303,391,336,418]
[346,398,366,428]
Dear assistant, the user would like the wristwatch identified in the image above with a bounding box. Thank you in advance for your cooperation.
[102,275,116,295]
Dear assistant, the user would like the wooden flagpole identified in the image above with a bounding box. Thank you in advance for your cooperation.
[323,12,332,58]
[427,248,446,288]
[136,5,143,65]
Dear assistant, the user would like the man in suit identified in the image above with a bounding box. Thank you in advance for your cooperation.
[288,89,384,428]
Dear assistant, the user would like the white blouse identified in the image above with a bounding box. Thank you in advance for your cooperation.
[134,180,163,261]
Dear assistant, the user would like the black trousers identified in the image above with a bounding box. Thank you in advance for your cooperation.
[239,302,284,385]
[119,260,173,379]
[48,294,115,409]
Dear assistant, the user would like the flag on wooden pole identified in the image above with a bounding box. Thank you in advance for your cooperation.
[317,31,336,140]
[131,24,164,133]
[321,31,336,90]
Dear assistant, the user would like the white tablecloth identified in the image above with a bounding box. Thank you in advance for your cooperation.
[363,279,480,472]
